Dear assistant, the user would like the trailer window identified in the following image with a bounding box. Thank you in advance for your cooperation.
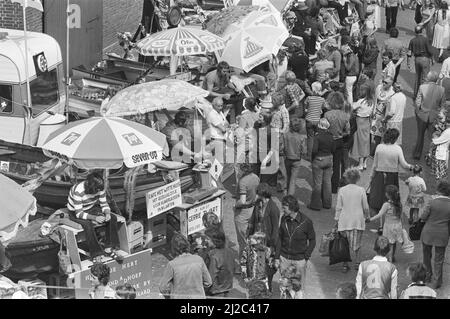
[30,69,59,117]
[0,85,13,113]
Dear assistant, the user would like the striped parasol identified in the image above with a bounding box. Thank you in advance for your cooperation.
[41,117,169,169]
[135,26,226,56]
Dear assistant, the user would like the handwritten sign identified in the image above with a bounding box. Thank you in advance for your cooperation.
[209,158,223,181]
[146,180,182,219]
[186,197,221,235]
[70,249,152,299]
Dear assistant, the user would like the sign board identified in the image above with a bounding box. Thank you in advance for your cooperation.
[186,197,221,235]
[70,249,153,299]
[146,180,182,219]
[0,161,9,172]
[209,158,223,181]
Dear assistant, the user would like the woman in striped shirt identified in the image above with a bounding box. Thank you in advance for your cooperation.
[67,171,121,261]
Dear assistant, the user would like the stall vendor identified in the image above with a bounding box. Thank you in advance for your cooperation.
[203,61,235,101]
[161,111,199,162]
[67,172,122,262]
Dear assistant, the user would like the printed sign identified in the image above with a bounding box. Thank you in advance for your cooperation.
[186,197,221,235]
[0,161,10,172]
[70,249,153,299]
[122,133,143,146]
[175,38,199,48]
[146,180,182,219]
[61,132,81,146]
[125,150,162,167]
[33,51,48,76]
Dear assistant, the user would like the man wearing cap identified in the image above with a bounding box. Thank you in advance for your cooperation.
[413,71,446,160]
[326,39,342,82]
[407,26,433,99]
[384,82,406,145]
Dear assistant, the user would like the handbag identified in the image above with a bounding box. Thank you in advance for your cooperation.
[329,232,352,265]
[57,236,72,275]
[319,231,336,257]
[409,220,426,241]
[401,228,415,254]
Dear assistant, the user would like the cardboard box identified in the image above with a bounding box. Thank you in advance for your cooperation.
[127,221,144,244]
[144,213,167,249]
[18,278,47,299]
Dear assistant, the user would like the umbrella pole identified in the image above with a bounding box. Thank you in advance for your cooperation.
[170,55,178,75]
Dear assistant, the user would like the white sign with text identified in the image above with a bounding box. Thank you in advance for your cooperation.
[186,197,221,235]
[146,180,182,219]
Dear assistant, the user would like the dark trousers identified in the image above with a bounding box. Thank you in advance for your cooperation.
[310,155,333,209]
[331,138,344,194]
[414,57,431,99]
[306,121,318,160]
[285,158,302,196]
[385,6,399,32]
[69,208,120,258]
[370,135,382,157]
[422,243,446,286]
[413,115,432,159]
[415,4,423,24]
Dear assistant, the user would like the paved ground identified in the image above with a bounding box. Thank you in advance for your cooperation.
[148,7,450,299]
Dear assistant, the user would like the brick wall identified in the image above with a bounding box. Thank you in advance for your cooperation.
[0,0,43,32]
[102,0,143,55]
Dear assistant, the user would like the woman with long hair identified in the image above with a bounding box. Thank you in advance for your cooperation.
[432,2,450,58]
[352,84,375,170]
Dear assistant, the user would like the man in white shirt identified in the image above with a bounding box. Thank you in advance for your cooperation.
[385,82,406,144]
[206,97,229,164]
[381,51,397,82]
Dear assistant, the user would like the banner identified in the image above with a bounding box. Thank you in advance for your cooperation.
[146,180,182,218]
[32,51,48,76]
[186,197,221,235]
[70,249,153,299]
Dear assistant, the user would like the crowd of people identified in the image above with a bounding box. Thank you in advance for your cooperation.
[11,0,449,299]
[148,0,450,299]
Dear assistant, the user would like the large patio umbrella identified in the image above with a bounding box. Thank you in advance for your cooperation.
[0,173,37,242]
[135,26,226,74]
[103,79,209,117]
[206,6,289,72]
[41,117,169,170]
[135,26,226,56]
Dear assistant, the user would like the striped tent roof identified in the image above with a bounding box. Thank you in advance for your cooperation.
[136,27,226,56]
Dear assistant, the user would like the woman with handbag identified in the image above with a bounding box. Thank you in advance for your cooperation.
[369,128,413,227]
[370,76,395,157]
[334,167,370,272]
[420,181,450,289]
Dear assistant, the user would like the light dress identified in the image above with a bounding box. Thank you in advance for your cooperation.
[432,9,450,50]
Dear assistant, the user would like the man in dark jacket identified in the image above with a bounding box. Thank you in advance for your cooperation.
[275,195,316,296]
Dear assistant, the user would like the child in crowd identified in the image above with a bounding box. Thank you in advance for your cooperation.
[336,282,357,299]
[247,279,271,299]
[116,283,137,299]
[356,236,398,299]
[89,262,118,299]
[240,232,272,291]
[405,165,427,224]
[400,262,437,299]
[189,212,222,267]
[304,82,326,160]
[206,228,235,298]
[368,185,404,263]
[279,265,304,299]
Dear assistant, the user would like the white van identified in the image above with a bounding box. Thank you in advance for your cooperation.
[0,28,65,146]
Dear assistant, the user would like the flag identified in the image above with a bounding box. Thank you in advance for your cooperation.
[11,0,44,12]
